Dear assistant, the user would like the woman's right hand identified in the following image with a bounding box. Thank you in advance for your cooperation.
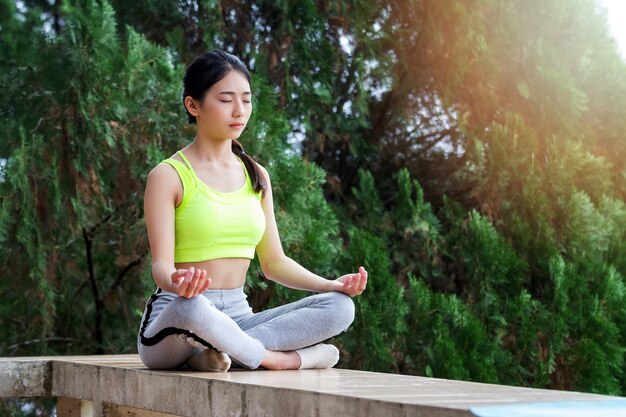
[171,266,211,298]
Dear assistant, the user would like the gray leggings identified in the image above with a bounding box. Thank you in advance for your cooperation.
[137,286,355,370]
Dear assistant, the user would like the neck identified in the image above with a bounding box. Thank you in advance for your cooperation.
[188,136,235,163]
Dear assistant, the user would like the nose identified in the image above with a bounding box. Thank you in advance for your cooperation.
[233,100,245,118]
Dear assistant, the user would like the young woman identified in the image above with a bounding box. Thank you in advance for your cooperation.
[137,49,368,372]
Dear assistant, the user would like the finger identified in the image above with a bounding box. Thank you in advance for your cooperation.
[198,269,207,285]
[176,280,190,297]
[356,276,367,293]
[171,269,186,286]
[352,269,366,294]
[187,268,201,296]
[184,267,195,284]
[345,275,355,288]
[198,279,210,294]
[200,270,210,289]
[192,269,207,296]
[200,276,211,293]
[192,267,202,284]
[178,268,194,296]
[203,276,212,292]
[359,268,367,281]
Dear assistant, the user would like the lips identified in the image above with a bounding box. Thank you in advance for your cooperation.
[229,123,244,127]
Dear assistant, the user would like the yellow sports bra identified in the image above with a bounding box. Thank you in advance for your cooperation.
[161,151,266,262]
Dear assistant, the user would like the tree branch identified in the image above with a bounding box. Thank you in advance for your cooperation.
[106,254,145,296]
[83,227,103,354]
[7,337,79,355]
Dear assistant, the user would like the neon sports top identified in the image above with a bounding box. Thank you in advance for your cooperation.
[161,151,266,262]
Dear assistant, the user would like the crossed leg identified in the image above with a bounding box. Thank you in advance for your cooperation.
[237,291,355,369]
[137,291,355,371]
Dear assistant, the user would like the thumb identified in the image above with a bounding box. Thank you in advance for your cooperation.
[172,269,187,285]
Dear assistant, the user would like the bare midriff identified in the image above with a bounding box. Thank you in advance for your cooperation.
[174,257,251,289]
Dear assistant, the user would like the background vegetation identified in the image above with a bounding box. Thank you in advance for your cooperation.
[1,2,625,414]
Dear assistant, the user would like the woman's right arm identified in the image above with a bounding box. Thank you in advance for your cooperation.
[144,164,209,297]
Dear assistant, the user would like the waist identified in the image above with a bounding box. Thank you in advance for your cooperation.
[174,257,250,289]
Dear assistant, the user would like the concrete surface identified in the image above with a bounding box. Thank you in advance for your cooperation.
[0,355,623,417]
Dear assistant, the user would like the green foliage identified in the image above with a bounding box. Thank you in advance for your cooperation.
[337,227,406,372]
[545,256,626,394]
[336,149,625,394]
[0,0,184,354]
[404,275,506,383]
[0,398,55,417]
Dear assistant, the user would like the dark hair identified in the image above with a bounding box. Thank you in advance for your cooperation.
[182,49,266,195]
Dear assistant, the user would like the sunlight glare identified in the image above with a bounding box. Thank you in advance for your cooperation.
[598,0,626,58]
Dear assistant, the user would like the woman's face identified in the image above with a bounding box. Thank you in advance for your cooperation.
[193,70,252,140]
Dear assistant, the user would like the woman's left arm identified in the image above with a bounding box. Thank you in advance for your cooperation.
[255,164,368,297]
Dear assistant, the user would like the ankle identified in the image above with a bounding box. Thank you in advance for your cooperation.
[261,350,300,370]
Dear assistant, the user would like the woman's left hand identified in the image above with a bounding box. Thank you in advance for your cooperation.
[335,266,368,297]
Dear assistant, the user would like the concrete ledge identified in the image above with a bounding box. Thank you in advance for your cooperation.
[0,359,50,397]
[0,355,623,417]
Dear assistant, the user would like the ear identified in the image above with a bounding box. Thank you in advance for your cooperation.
[184,96,201,116]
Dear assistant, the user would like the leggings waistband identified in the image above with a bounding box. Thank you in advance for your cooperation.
[202,286,246,298]
[157,286,247,299]
[158,285,247,302]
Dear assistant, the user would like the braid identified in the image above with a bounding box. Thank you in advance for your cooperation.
[232,140,266,196]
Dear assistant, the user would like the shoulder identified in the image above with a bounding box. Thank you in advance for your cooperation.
[168,151,184,163]
[147,161,181,188]
[148,149,186,180]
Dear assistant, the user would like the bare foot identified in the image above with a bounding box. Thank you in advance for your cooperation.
[260,350,301,370]
[186,349,231,372]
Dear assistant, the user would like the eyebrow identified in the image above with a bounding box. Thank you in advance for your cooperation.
[218,91,252,95]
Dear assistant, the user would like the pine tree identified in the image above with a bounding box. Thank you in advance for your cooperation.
[0,0,185,354]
